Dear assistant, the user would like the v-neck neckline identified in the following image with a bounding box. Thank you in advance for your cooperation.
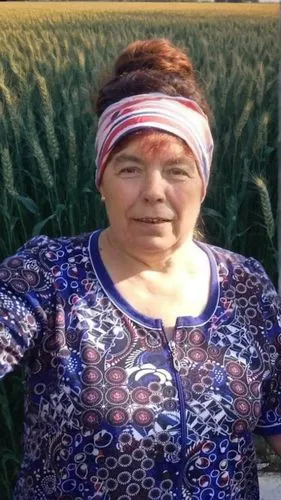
[89,229,220,330]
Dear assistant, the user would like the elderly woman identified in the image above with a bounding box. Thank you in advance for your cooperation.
[1,39,281,500]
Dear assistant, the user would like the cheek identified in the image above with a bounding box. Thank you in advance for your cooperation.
[104,190,135,222]
[174,183,201,207]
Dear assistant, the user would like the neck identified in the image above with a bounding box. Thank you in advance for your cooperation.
[100,228,202,277]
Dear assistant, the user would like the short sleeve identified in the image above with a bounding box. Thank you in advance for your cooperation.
[246,258,281,436]
[0,236,54,379]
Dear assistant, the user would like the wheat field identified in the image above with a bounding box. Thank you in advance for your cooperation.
[0,3,279,497]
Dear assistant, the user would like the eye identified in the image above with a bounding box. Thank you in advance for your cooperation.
[119,166,141,176]
[168,167,191,177]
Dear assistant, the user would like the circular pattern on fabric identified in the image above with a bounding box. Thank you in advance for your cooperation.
[202,442,216,454]
[195,457,210,469]
[150,394,162,404]
[232,419,248,434]
[106,387,129,405]
[133,409,154,427]
[252,401,261,419]
[81,367,102,385]
[132,469,146,481]
[132,387,150,404]
[163,399,177,411]
[106,478,118,491]
[234,399,251,417]
[21,269,40,287]
[106,408,129,426]
[81,346,100,364]
[148,487,162,499]
[142,477,155,489]
[97,468,109,480]
[132,449,146,461]
[105,367,127,385]
[119,455,133,467]
[188,348,207,363]
[117,471,130,485]
[225,361,244,378]
[216,471,230,488]
[141,437,154,450]
[0,268,11,281]
[189,330,205,346]
[105,457,118,469]
[7,257,22,268]
[34,383,46,395]
[55,277,68,291]
[41,474,56,494]
[229,380,247,397]
[82,410,102,429]
[81,388,102,407]
[127,483,141,496]
[236,283,246,294]
[148,382,161,392]
[199,475,210,488]
[10,278,29,293]
[162,386,176,398]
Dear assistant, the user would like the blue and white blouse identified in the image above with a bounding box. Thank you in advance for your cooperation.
[0,230,280,499]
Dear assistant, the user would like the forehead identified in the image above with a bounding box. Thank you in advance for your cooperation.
[109,130,195,163]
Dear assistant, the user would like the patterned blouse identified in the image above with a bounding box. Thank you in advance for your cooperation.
[0,230,281,500]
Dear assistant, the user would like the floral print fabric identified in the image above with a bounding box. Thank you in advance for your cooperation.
[0,230,280,500]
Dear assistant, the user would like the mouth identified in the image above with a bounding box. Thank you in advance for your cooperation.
[133,218,171,224]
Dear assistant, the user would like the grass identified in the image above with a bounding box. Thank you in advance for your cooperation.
[0,3,279,498]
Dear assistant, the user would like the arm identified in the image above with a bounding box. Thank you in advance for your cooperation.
[265,434,281,457]
[0,236,52,378]
[246,258,281,440]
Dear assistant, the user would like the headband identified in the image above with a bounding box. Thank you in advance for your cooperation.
[95,93,213,197]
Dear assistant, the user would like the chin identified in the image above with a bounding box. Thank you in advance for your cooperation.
[131,234,177,253]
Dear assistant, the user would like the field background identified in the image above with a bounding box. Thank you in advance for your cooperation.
[0,2,279,498]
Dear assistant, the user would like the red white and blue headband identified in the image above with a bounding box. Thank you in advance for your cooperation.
[95,93,214,197]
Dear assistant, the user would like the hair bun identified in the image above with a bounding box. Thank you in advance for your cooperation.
[114,38,193,78]
[95,38,211,120]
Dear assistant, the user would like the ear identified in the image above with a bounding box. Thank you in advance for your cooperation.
[99,185,105,200]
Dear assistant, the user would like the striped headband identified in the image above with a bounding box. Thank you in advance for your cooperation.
[95,93,214,197]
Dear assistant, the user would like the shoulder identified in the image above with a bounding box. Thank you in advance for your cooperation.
[203,243,280,321]
[2,232,93,264]
[0,232,96,295]
[202,242,270,281]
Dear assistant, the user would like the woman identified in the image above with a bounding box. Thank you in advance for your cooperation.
[1,38,281,500]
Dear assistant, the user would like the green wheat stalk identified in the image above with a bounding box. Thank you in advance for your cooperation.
[66,111,78,192]
[0,147,18,198]
[234,100,254,140]
[31,139,54,190]
[43,114,59,162]
[35,74,54,118]
[252,175,275,241]
[253,112,269,155]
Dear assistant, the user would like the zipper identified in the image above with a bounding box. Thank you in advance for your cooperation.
[161,325,186,500]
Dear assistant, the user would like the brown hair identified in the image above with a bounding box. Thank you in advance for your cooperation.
[94,38,211,120]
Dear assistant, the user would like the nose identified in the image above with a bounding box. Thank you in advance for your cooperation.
[141,170,166,204]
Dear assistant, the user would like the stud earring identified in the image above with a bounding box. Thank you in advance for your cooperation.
[101,195,106,202]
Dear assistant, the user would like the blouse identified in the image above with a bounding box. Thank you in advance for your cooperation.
[0,229,280,500]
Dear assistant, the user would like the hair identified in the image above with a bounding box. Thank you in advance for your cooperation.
[94,38,211,121]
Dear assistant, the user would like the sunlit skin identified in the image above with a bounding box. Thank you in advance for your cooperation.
[99,131,206,276]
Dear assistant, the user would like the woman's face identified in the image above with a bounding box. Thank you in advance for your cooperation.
[99,132,204,255]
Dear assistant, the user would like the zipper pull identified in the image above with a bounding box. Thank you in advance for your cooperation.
[170,340,180,372]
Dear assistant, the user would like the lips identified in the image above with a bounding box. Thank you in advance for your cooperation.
[133,218,171,224]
